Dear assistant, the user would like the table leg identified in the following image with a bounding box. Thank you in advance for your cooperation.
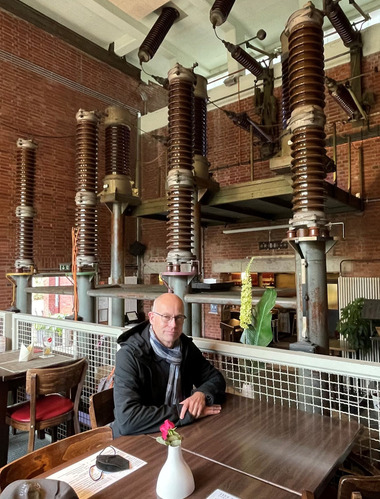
[0,381,10,467]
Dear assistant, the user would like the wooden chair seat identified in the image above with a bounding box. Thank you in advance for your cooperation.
[6,358,88,454]
[10,394,73,422]
[0,426,112,491]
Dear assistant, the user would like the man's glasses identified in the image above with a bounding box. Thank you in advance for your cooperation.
[152,311,186,324]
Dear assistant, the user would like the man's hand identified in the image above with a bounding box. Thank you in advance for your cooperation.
[179,392,222,419]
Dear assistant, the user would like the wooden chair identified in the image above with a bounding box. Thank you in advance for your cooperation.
[338,475,380,499]
[0,426,112,491]
[89,387,114,428]
[6,357,88,453]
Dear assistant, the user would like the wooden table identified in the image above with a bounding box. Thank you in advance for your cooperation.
[38,434,300,498]
[177,394,361,498]
[0,350,75,467]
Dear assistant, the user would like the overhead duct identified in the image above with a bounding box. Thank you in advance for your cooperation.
[210,0,236,27]
[75,109,100,268]
[166,63,196,269]
[138,7,179,64]
[15,139,37,270]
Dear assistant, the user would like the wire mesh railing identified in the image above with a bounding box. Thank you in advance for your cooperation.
[4,310,380,467]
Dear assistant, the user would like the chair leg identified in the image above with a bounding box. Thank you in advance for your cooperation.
[73,415,80,435]
[28,428,36,453]
[51,426,58,443]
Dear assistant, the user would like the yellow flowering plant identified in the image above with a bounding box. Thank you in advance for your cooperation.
[239,257,277,346]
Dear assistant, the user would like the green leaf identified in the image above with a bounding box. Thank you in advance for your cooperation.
[241,288,277,347]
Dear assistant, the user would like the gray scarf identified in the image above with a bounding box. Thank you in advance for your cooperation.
[149,326,182,405]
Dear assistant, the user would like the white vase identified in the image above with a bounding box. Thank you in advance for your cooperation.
[156,445,195,499]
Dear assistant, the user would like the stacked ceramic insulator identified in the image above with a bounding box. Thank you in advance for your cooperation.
[15,139,37,269]
[75,109,99,267]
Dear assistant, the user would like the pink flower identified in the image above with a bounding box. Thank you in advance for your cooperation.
[160,419,175,441]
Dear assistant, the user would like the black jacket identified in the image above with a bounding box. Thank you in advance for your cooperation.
[112,321,226,437]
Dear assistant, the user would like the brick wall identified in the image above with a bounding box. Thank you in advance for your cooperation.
[0,8,166,309]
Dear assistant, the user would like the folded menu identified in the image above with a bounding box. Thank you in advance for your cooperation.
[18,342,34,362]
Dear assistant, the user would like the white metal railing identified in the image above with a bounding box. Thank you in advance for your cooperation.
[193,338,380,467]
[4,310,380,466]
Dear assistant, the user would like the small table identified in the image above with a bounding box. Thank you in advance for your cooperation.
[38,434,300,498]
[178,394,361,497]
[0,350,75,466]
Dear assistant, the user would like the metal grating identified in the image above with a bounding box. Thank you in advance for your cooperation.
[194,338,380,467]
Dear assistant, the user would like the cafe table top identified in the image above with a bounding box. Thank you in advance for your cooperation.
[0,349,75,381]
[177,394,362,497]
[38,434,300,499]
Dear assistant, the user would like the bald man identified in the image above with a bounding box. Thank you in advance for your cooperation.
[112,293,226,437]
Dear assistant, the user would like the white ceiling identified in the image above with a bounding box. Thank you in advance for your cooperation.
[18,0,380,82]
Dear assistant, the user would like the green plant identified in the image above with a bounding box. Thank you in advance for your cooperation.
[336,298,372,352]
[240,288,277,346]
[239,258,277,346]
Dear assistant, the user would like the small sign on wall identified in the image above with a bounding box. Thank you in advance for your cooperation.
[210,304,218,314]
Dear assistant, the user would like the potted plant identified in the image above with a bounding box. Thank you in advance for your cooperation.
[336,298,373,353]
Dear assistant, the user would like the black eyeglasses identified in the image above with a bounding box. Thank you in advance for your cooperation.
[151,312,187,324]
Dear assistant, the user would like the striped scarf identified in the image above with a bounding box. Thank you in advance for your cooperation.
[149,327,182,405]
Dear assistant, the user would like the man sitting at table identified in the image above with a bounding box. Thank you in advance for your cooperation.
[112,293,226,437]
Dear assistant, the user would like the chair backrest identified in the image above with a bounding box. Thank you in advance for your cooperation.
[89,387,114,428]
[26,357,88,400]
[0,426,113,491]
[338,475,380,499]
